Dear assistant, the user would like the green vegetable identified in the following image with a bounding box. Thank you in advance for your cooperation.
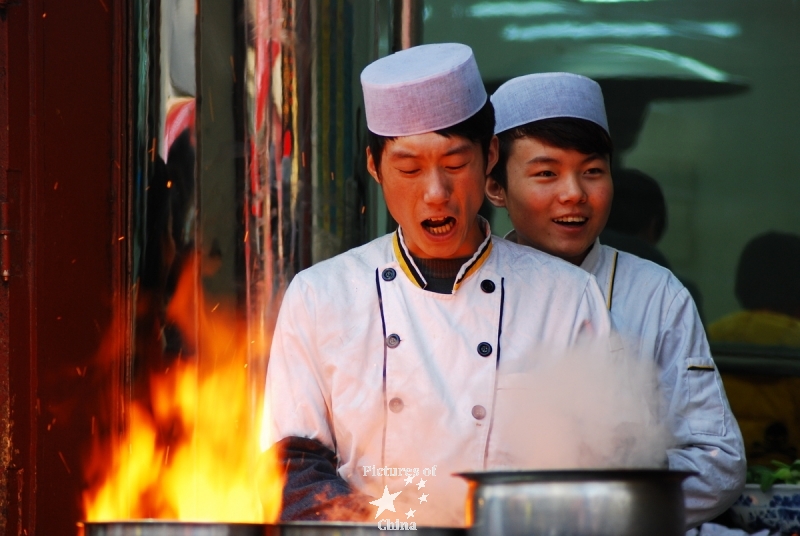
[746,460,800,491]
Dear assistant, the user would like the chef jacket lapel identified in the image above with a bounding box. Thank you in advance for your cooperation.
[582,239,625,352]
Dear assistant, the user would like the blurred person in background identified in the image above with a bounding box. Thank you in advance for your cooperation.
[601,167,705,322]
[601,167,670,267]
[709,231,800,466]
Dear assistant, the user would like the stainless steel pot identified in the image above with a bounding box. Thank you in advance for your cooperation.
[78,522,266,536]
[458,469,692,536]
[267,522,465,535]
[79,521,465,536]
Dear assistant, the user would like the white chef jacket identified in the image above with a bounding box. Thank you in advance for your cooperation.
[266,226,611,526]
[580,239,746,528]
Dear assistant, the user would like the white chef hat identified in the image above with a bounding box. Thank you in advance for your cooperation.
[361,43,488,137]
[492,72,609,135]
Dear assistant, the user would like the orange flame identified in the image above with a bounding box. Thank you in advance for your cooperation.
[82,254,283,522]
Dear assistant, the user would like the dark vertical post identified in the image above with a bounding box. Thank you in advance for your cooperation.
[391,0,423,53]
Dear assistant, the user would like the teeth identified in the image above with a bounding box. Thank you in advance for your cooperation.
[424,217,455,235]
[554,216,587,223]
[428,221,454,235]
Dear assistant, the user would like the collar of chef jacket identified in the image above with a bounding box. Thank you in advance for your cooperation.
[580,238,620,312]
[394,216,493,293]
[579,237,603,274]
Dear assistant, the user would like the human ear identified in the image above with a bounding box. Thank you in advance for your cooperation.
[485,175,507,208]
[484,136,499,176]
[366,147,381,184]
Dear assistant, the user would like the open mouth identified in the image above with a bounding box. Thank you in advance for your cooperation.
[422,216,456,235]
[553,216,588,228]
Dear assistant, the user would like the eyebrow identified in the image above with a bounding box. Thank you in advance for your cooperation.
[526,155,560,165]
[442,143,474,157]
[387,142,474,160]
[525,152,605,165]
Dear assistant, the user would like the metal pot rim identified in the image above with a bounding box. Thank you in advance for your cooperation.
[275,522,462,532]
[78,521,267,527]
[455,468,696,485]
[79,521,462,531]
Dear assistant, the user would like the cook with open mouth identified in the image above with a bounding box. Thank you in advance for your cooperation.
[264,44,612,527]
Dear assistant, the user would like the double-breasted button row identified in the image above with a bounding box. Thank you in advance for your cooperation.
[387,335,491,356]
[389,398,485,420]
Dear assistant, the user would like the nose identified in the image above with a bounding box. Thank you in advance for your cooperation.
[422,168,451,205]
[558,173,588,204]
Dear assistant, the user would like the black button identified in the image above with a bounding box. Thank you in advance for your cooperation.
[480,280,495,293]
[477,342,492,357]
[382,268,397,281]
[386,334,401,348]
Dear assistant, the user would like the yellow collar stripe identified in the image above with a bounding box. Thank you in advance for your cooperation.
[392,226,494,293]
[392,232,426,289]
[452,239,493,292]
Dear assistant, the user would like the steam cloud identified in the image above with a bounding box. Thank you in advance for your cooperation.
[489,341,674,470]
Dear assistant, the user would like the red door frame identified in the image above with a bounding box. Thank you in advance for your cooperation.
[0,1,129,534]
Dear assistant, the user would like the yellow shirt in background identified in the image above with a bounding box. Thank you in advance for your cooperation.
[709,310,800,347]
[708,310,800,466]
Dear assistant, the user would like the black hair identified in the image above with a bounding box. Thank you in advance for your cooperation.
[735,231,800,317]
[490,117,613,190]
[367,98,495,175]
[605,168,667,243]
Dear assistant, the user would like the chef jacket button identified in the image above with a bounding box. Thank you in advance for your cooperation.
[477,342,492,357]
[386,334,401,348]
[382,268,397,281]
[389,397,404,413]
[472,405,487,420]
[480,279,495,293]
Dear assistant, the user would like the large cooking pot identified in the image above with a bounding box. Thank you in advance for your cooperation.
[78,522,265,536]
[267,522,464,535]
[79,521,466,536]
[459,469,692,536]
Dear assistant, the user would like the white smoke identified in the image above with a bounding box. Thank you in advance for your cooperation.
[489,341,674,470]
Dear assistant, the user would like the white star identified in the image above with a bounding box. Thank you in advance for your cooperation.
[369,486,402,519]
[406,508,416,519]
[418,492,428,504]
[416,478,427,490]
[404,475,414,486]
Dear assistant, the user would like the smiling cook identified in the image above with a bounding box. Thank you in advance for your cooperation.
[264,45,612,527]
[485,72,746,528]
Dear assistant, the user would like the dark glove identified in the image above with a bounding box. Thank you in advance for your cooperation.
[271,436,373,522]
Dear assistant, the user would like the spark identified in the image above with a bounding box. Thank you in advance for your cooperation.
[58,451,72,474]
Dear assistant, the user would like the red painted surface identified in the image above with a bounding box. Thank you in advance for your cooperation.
[1,0,128,534]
